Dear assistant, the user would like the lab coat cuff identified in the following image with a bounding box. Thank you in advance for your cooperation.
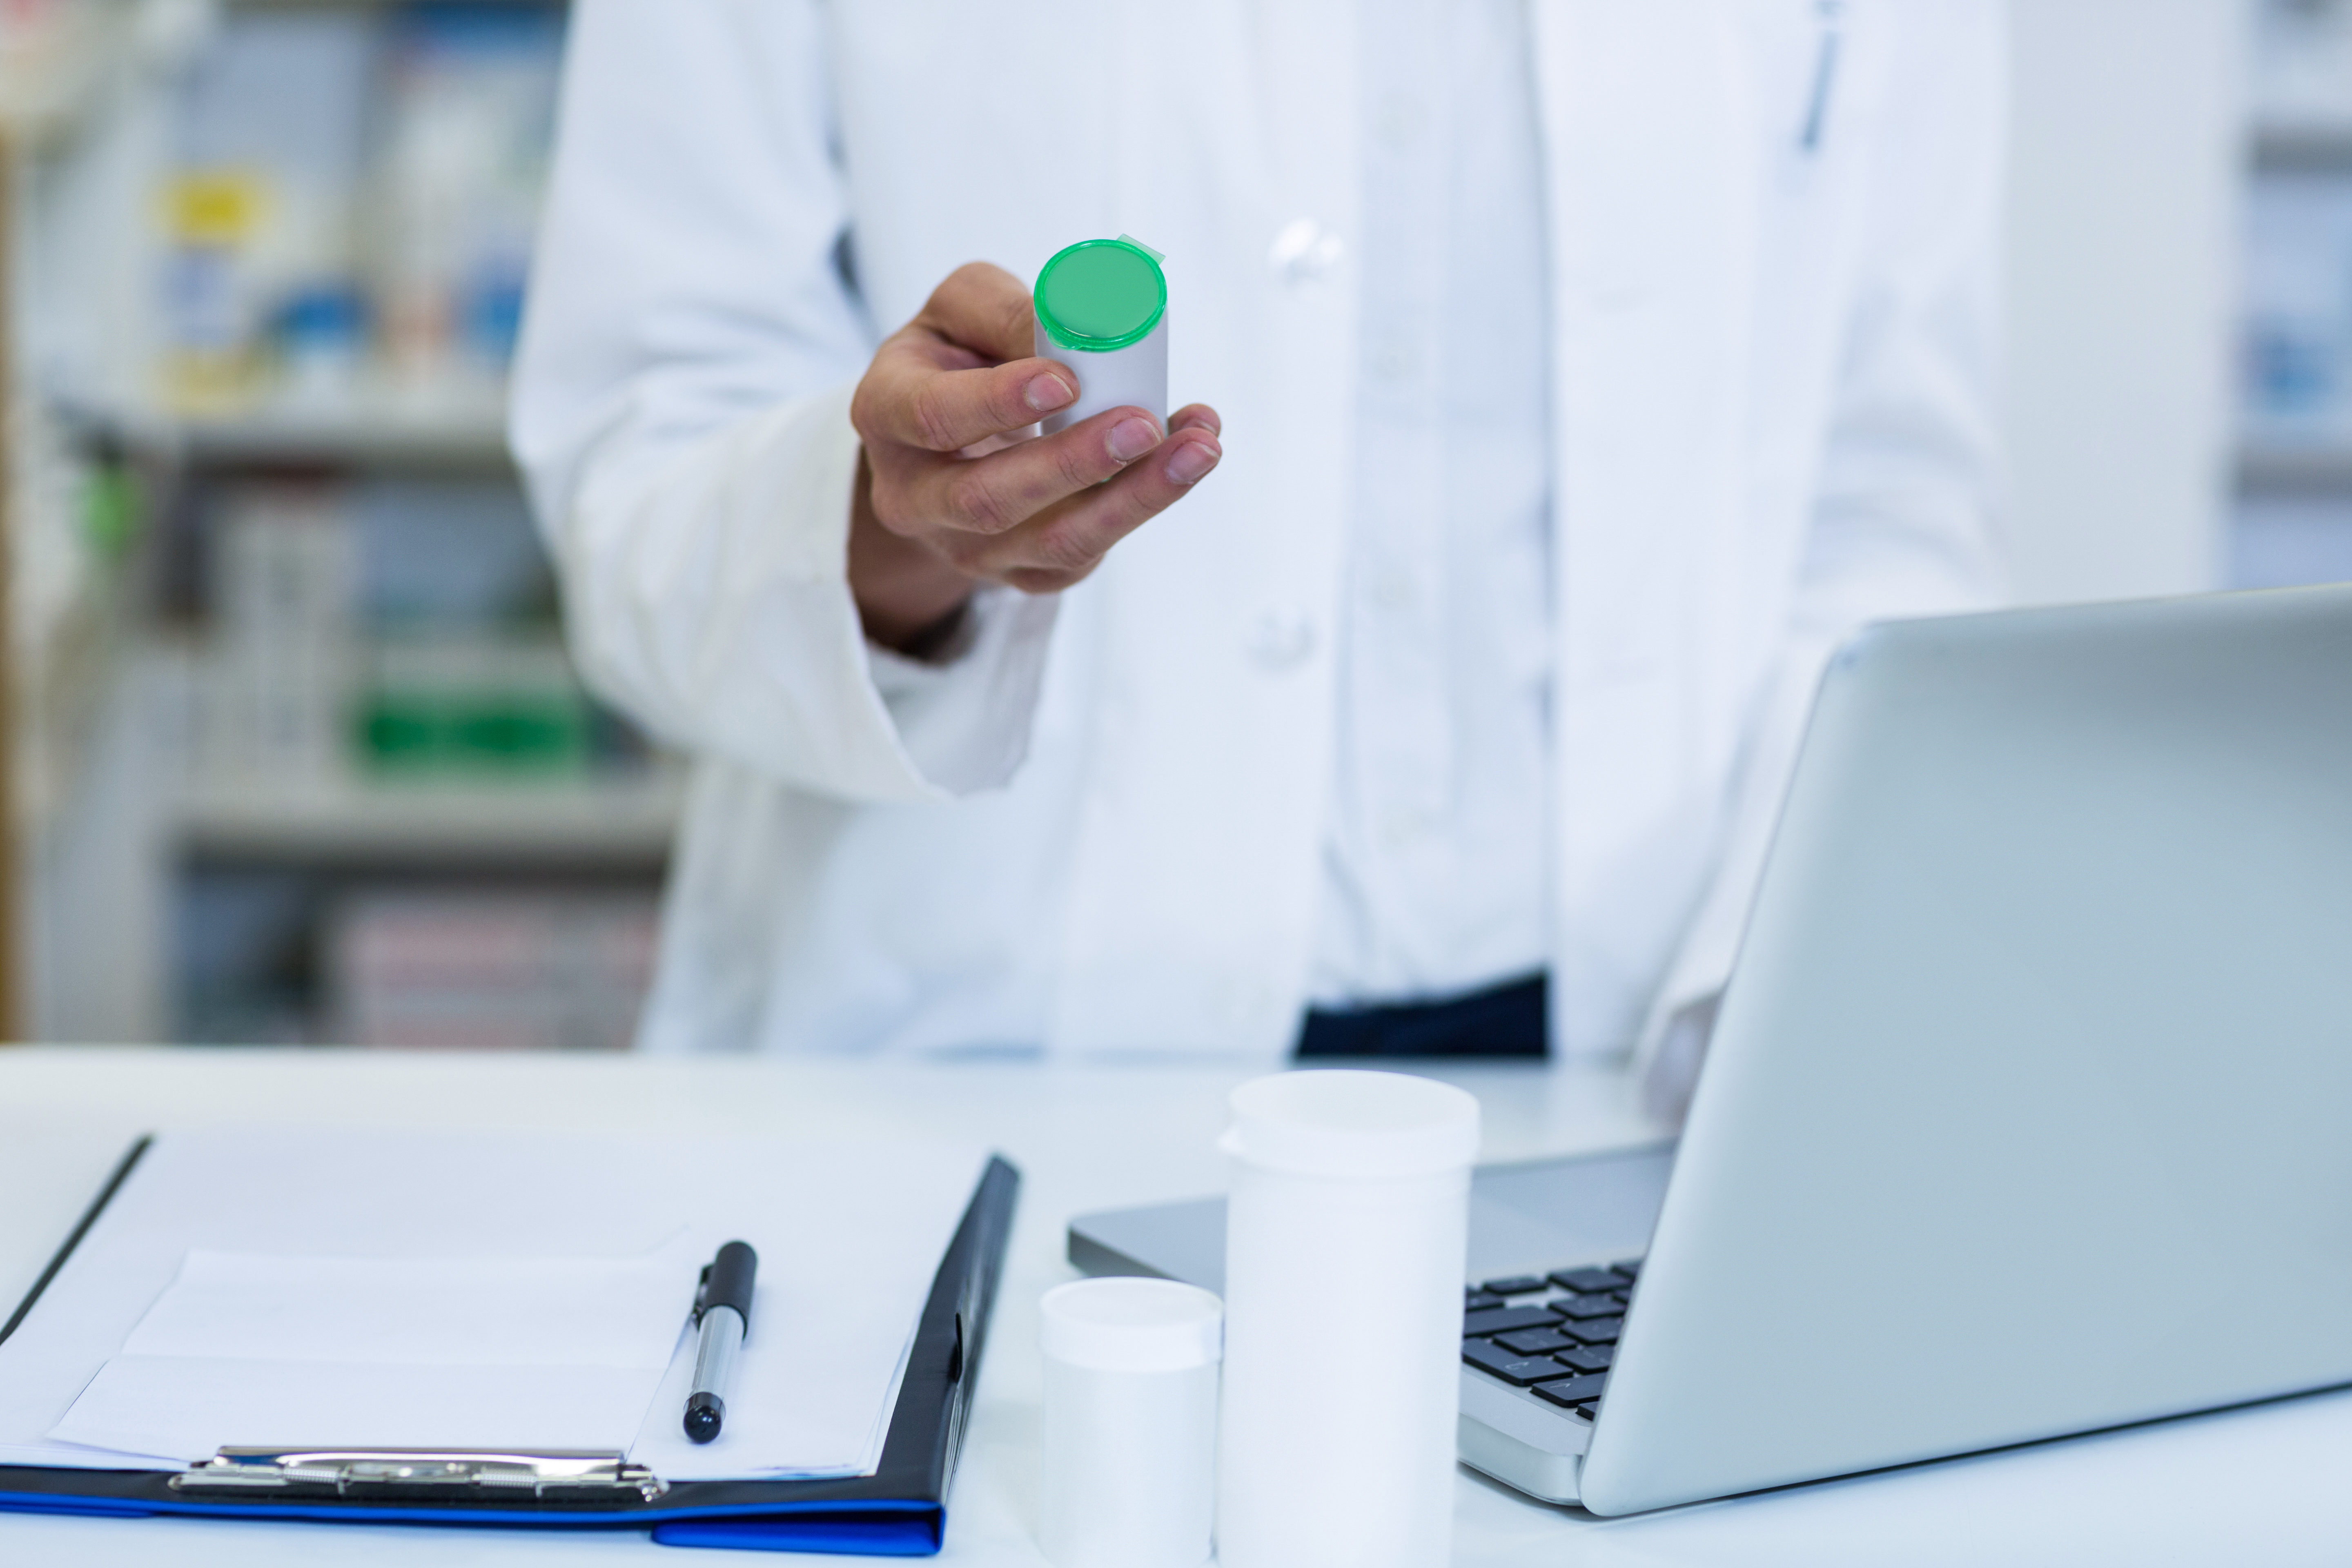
[864,584,1061,795]
[687,381,945,803]
[552,379,1018,805]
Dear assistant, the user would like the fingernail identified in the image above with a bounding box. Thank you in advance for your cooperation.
[1025,374,1075,412]
[1108,417,1161,463]
[1164,439,1219,486]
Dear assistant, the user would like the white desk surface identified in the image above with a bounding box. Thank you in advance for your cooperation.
[1,1047,2346,1566]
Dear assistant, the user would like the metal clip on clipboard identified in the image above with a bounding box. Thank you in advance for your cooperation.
[170,1448,668,1503]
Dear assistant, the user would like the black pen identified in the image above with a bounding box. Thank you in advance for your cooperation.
[684,1241,758,1443]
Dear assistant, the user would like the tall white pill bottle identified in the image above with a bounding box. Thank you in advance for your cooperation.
[1032,236,1168,433]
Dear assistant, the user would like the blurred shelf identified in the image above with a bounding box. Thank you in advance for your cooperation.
[83,391,515,471]
[2237,438,2352,491]
[178,405,513,469]
[175,769,685,865]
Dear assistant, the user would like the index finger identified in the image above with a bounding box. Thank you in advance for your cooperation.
[852,263,1079,453]
[854,343,1077,454]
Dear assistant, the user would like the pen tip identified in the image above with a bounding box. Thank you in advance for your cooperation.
[684,1393,724,1444]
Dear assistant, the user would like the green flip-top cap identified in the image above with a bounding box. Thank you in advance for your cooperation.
[1035,236,1167,352]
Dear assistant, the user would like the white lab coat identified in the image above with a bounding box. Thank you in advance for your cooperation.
[511,0,2008,1062]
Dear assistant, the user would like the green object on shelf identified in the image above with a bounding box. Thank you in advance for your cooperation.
[81,463,143,559]
[355,634,600,777]
[365,704,440,766]
[358,690,592,776]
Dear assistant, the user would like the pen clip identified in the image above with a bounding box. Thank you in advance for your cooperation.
[691,1241,758,1333]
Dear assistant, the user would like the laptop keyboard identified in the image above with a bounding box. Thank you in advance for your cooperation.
[1462,1258,1641,1419]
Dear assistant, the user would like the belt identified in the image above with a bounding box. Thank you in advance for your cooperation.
[1294,973,1548,1060]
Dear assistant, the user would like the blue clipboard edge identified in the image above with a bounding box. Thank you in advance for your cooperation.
[0,1148,1022,1558]
[0,1488,946,1555]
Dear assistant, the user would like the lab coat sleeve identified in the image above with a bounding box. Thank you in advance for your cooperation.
[1637,0,2012,1075]
[509,0,1058,803]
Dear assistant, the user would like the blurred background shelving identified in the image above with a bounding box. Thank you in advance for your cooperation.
[4,0,2349,1050]
[9,0,677,1051]
[2238,0,2352,585]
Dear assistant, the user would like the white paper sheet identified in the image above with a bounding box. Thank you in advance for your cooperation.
[51,1358,669,1459]
[635,1136,990,1483]
[627,1270,917,1483]
[39,1243,697,1461]
[121,1247,696,1367]
[0,1125,988,1482]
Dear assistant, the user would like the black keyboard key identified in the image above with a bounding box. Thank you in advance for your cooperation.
[1464,1292,1505,1313]
[1480,1275,1549,1298]
[1461,1340,1520,1375]
[1494,1327,1576,1356]
[1462,1342,1568,1385]
[1549,1267,1624,1295]
[1463,1305,1563,1338]
[1550,1293,1622,1321]
[1553,1342,1614,1374]
[1610,1259,1642,1281]
[1562,1314,1623,1345]
[1532,1372,1609,1408]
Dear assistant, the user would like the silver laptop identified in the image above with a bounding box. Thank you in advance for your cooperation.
[1069,584,2352,1515]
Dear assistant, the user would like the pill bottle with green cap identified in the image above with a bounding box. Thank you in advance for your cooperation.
[1033,235,1167,434]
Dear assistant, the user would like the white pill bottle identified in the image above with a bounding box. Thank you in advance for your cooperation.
[1036,1277,1222,1568]
[1032,235,1168,433]
[1215,1070,1482,1568]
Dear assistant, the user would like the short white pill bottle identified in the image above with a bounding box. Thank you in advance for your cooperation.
[1037,1276,1223,1568]
[1032,236,1168,434]
[1216,1070,1482,1568]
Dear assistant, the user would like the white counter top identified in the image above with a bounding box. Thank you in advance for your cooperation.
[1,1047,2345,1565]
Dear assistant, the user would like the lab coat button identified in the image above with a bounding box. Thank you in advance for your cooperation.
[1378,808,1430,849]
[1371,566,1417,613]
[1245,612,1317,672]
[1592,281,1650,315]
[1368,333,1421,384]
[1268,219,1344,285]
[1374,94,1427,154]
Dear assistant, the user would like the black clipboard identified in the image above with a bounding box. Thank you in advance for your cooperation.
[0,1139,1019,1556]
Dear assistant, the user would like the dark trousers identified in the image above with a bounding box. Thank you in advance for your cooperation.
[1293,973,1549,1059]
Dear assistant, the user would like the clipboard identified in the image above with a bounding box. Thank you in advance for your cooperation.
[0,1139,1020,1556]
